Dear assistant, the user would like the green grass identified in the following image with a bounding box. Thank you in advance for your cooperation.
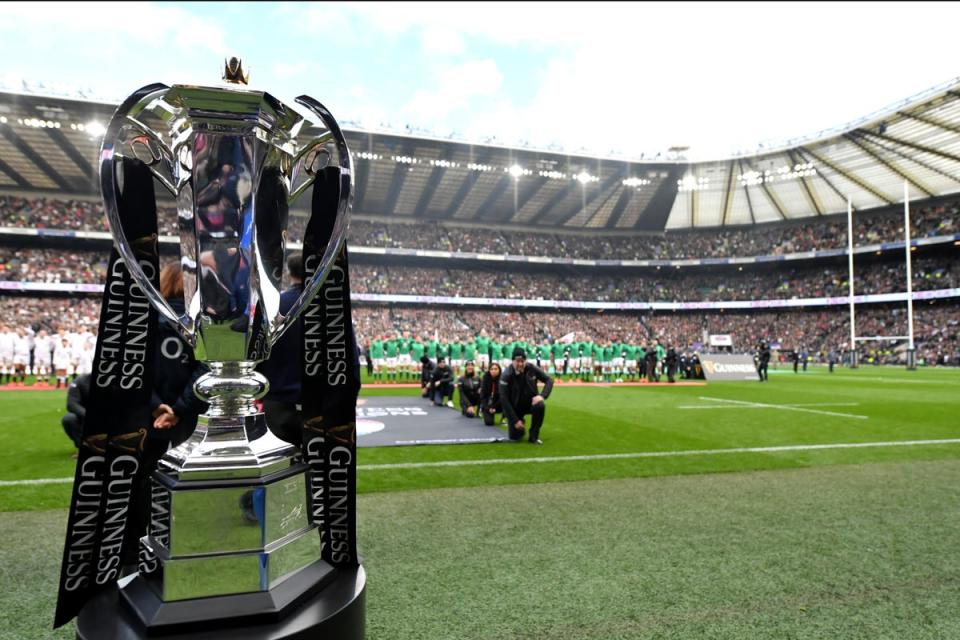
[1,366,959,638]
[2,366,959,511]
[5,460,960,639]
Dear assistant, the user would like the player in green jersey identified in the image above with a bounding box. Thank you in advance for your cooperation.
[397,331,412,381]
[411,337,426,382]
[590,342,603,382]
[474,330,491,371]
[384,337,399,382]
[449,339,464,374]
[623,344,638,381]
[551,341,566,379]
[370,338,385,382]
[655,341,666,379]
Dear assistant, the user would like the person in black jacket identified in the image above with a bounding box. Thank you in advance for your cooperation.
[644,347,659,383]
[420,355,436,399]
[479,362,503,426]
[498,347,553,444]
[757,342,771,382]
[429,356,454,407]
[457,361,482,417]
[126,263,209,571]
[149,263,209,450]
[61,373,91,449]
[257,252,305,445]
[665,346,679,383]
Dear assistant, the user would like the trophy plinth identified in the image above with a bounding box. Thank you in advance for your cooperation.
[85,62,363,638]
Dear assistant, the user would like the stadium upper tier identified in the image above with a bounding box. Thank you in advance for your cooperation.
[0,194,957,265]
[2,78,960,230]
[1,245,956,306]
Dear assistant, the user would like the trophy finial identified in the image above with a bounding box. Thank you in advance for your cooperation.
[223,56,249,85]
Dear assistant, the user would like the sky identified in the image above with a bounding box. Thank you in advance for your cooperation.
[1,1,958,160]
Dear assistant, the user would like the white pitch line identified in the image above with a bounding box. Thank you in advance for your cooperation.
[677,403,860,410]
[3,438,960,480]
[699,396,869,420]
[358,438,960,470]
[789,374,955,385]
[0,476,73,487]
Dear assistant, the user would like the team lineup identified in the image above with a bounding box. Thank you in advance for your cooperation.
[365,330,702,383]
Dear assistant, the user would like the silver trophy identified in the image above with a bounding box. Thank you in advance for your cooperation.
[94,59,363,635]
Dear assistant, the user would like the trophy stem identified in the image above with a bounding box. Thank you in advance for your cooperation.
[195,361,268,417]
[157,361,298,481]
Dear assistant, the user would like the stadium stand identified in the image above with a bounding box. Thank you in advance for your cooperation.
[0,195,956,259]
[0,82,959,372]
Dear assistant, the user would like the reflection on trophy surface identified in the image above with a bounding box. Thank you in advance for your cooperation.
[84,58,365,637]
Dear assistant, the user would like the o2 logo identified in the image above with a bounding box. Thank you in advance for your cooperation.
[160,336,190,364]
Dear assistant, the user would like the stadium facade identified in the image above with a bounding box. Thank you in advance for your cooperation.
[0,79,957,365]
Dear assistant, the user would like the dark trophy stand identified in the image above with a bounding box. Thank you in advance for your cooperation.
[75,565,365,639]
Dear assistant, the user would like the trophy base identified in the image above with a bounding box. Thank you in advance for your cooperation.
[75,564,365,639]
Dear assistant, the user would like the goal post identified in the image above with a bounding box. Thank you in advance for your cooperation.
[846,180,917,370]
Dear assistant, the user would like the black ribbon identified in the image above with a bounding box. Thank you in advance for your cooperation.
[54,159,159,628]
[301,167,361,567]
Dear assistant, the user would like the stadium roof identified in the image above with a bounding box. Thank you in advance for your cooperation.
[1,78,959,231]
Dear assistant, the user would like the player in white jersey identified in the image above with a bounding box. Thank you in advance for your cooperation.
[76,341,95,376]
[24,326,35,375]
[0,326,14,384]
[33,329,54,384]
[12,329,31,384]
[53,337,74,389]
[77,328,95,351]
[70,330,87,356]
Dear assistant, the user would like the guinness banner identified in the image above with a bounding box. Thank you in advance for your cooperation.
[302,166,362,567]
[699,353,760,381]
[54,159,159,628]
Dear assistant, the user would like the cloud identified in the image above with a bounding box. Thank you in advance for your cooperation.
[325,1,960,157]
[0,2,229,56]
[401,59,503,126]
[420,26,466,55]
[273,61,308,79]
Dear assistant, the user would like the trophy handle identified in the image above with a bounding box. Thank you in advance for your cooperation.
[100,82,197,346]
[268,96,353,342]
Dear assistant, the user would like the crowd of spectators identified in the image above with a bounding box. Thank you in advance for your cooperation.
[2,195,957,261]
[0,296,100,333]
[0,196,178,235]
[344,198,957,259]
[0,296,955,367]
[0,248,108,284]
[350,258,958,302]
[0,247,955,303]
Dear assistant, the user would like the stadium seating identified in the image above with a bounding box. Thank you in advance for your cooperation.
[0,195,957,367]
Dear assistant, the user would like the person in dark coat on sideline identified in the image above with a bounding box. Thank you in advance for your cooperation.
[498,347,553,444]
[457,361,482,417]
[479,362,503,426]
[757,342,771,382]
[257,252,305,446]
[420,355,436,398]
[149,263,209,450]
[428,357,455,407]
[126,263,209,572]
[665,346,679,383]
[61,373,91,449]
